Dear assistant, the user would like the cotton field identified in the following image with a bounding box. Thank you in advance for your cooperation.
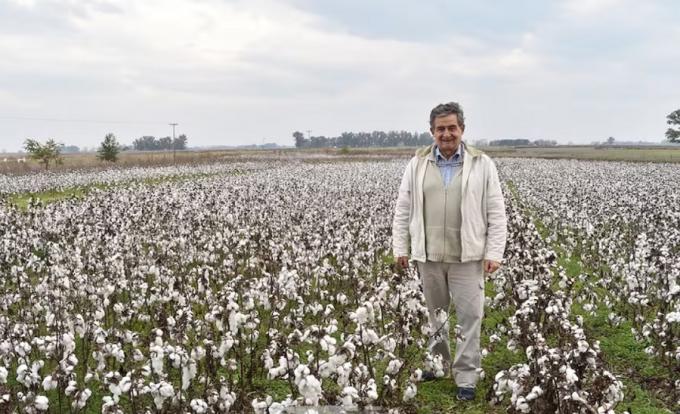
[0,157,678,413]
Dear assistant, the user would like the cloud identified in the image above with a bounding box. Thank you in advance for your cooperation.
[0,0,678,150]
[562,0,624,16]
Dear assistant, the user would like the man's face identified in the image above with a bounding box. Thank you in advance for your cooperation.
[431,114,464,157]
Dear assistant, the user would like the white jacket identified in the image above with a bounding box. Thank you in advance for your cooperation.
[392,143,507,263]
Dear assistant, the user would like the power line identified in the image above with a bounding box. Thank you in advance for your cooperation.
[0,115,163,125]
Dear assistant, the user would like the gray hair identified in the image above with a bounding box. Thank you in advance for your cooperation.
[429,102,465,129]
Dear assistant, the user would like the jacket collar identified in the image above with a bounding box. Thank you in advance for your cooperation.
[416,142,483,160]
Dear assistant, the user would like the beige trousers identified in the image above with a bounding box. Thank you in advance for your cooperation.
[416,260,484,388]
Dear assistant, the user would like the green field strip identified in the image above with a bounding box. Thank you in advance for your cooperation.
[7,170,243,209]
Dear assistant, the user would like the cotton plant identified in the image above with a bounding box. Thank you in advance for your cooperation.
[490,196,626,412]
[502,157,680,400]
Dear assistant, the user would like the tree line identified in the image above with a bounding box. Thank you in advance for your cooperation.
[22,133,190,170]
[132,135,188,151]
[488,139,558,147]
[293,130,433,148]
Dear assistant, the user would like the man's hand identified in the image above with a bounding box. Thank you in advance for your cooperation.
[396,256,409,270]
[483,260,501,274]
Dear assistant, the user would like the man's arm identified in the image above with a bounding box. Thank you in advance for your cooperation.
[484,158,507,267]
[393,160,413,267]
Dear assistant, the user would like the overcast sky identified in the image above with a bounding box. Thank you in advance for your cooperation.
[1,0,679,151]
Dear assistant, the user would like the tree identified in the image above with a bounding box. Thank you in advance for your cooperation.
[606,136,615,145]
[293,131,307,148]
[173,134,188,150]
[666,109,680,143]
[23,138,62,170]
[97,133,121,162]
[133,136,158,151]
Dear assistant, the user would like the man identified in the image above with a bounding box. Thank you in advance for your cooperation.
[392,102,507,401]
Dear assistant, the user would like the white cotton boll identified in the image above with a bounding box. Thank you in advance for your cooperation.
[528,385,543,400]
[563,366,578,384]
[263,352,274,370]
[219,338,235,356]
[34,395,49,411]
[403,383,417,401]
[337,363,352,387]
[119,376,131,394]
[571,391,587,403]
[251,398,269,414]
[0,367,7,384]
[319,361,336,379]
[67,354,79,367]
[16,364,28,386]
[72,388,91,410]
[62,333,76,354]
[515,396,531,413]
[190,398,208,413]
[229,311,246,334]
[113,303,124,314]
[182,361,198,390]
[268,366,287,379]
[298,375,322,405]
[191,347,206,361]
[365,379,379,401]
[431,356,446,378]
[381,337,397,353]
[320,335,336,353]
[65,380,78,395]
[341,386,359,408]
[350,307,369,325]
[159,382,174,398]
[363,328,380,345]
[94,309,105,321]
[385,359,403,375]
[150,344,165,374]
[268,401,288,414]
[133,349,144,362]
[42,375,58,391]
[293,365,310,387]
[666,312,680,323]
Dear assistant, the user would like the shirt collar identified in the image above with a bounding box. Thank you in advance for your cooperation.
[434,142,464,162]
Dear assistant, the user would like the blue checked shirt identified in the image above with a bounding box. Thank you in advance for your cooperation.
[434,143,464,186]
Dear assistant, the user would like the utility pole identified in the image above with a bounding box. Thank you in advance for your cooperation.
[306,130,312,139]
[169,123,178,164]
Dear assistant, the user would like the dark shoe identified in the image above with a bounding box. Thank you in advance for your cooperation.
[456,387,475,401]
